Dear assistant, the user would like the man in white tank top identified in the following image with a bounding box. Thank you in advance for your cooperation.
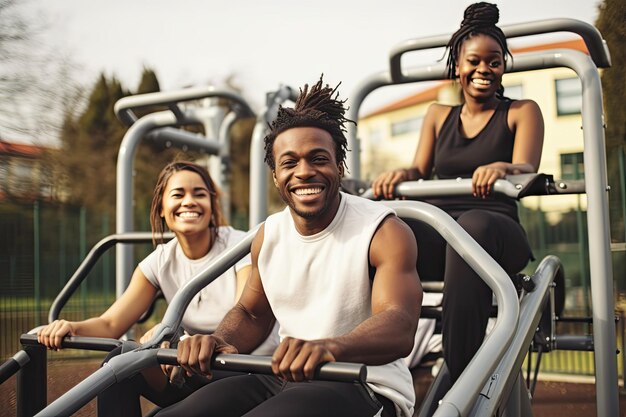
[158,77,423,417]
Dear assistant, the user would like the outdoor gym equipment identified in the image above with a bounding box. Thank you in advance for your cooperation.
[346,17,617,417]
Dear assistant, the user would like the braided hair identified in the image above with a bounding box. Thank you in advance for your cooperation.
[263,75,354,171]
[445,2,511,98]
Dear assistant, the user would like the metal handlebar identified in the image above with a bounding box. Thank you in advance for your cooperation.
[114,86,255,126]
[48,232,174,323]
[155,350,367,383]
[361,173,585,200]
[390,18,611,83]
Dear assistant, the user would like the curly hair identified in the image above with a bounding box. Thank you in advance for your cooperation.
[444,2,512,98]
[263,75,354,171]
[149,160,225,246]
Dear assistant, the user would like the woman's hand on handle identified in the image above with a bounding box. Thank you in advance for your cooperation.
[372,169,410,200]
[471,162,508,198]
[36,320,76,350]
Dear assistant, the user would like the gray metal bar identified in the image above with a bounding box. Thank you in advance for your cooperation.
[36,346,366,417]
[146,127,221,154]
[360,178,520,200]
[469,256,562,416]
[348,51,599,177]
[360,175,585,200]
[0,350,30,384]
[554,334,595,351]
[156,350,367,383]
[35,349,159,417]
[17,345,46,417]
[389,18,610,83]
[570,50,619,417]
[346,71,391,180]
[381,201,519,417]
[217,111,239,222]
[48,232,173,323]
[115,110,216,300]
[114,86,255,127]
[249,85,298,228]
[142,225,260,345]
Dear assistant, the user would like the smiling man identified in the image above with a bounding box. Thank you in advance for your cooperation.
[157,77,422,417]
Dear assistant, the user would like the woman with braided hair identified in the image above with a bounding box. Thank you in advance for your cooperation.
[372,2,544,382]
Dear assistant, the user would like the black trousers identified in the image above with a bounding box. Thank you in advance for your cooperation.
[153,374,396,417]
[406,209,532,383]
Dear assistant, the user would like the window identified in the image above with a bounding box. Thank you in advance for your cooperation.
[560,152,584,180]
[555,77,582,116]
[368,128,384,146]
[391,117,423,137]
[503,84,523,100]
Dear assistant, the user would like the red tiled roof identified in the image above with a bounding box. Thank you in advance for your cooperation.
[363,84,444,118]
[362,39,589,118]
[0,141,45,157]
[511,38,588,55]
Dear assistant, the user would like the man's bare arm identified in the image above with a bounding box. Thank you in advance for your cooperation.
[177,225,276,377]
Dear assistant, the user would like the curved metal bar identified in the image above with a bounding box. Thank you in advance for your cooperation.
[0,350,30,384]
[141,226,260,346]
[48,232,174,323]
[381,201,519,417]
[248,85,298,227]
[114,86,255,127]
[469,256,562,417]
[348,50,598,177]
[390,18,610,83]
[146,127,221,154]
[35,346,366,417]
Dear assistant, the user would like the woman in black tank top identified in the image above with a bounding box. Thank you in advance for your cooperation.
[372,2,545,383]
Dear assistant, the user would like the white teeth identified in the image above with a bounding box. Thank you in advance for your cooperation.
[472,79,491,85]
[178,212,199,218]
[294,187,322,196]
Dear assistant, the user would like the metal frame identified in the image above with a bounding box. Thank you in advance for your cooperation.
[33,198,524,416]
[112,87,255,298]
[248,85,298,228]
[346,18,617,417]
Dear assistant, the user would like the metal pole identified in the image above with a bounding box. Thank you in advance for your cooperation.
[574,52,619,417]
[249,86,297,228]
[80,206,87,315]
[16,345,46,417]
[33,200,41,325]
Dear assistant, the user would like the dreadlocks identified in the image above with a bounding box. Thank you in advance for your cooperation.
[264,76,354,171]
[444,2,511,97]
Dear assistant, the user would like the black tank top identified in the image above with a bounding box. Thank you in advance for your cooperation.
[426,99,519,221]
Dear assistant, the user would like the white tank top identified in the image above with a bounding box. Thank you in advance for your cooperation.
[258,193,415,417]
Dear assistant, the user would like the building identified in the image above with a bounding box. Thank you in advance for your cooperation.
[357,39,589,223]
[0,139,52,200]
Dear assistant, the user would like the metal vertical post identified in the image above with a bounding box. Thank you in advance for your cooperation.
[16,345,47,417]
[80,206,87,315]
[575,52,619,417]
[33,200,40,325]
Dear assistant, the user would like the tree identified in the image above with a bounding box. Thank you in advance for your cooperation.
[53,73,129,214]
[596,0,626,243]
[0,0,81,145]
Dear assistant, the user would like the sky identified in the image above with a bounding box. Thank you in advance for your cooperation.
[20,0,602,119]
